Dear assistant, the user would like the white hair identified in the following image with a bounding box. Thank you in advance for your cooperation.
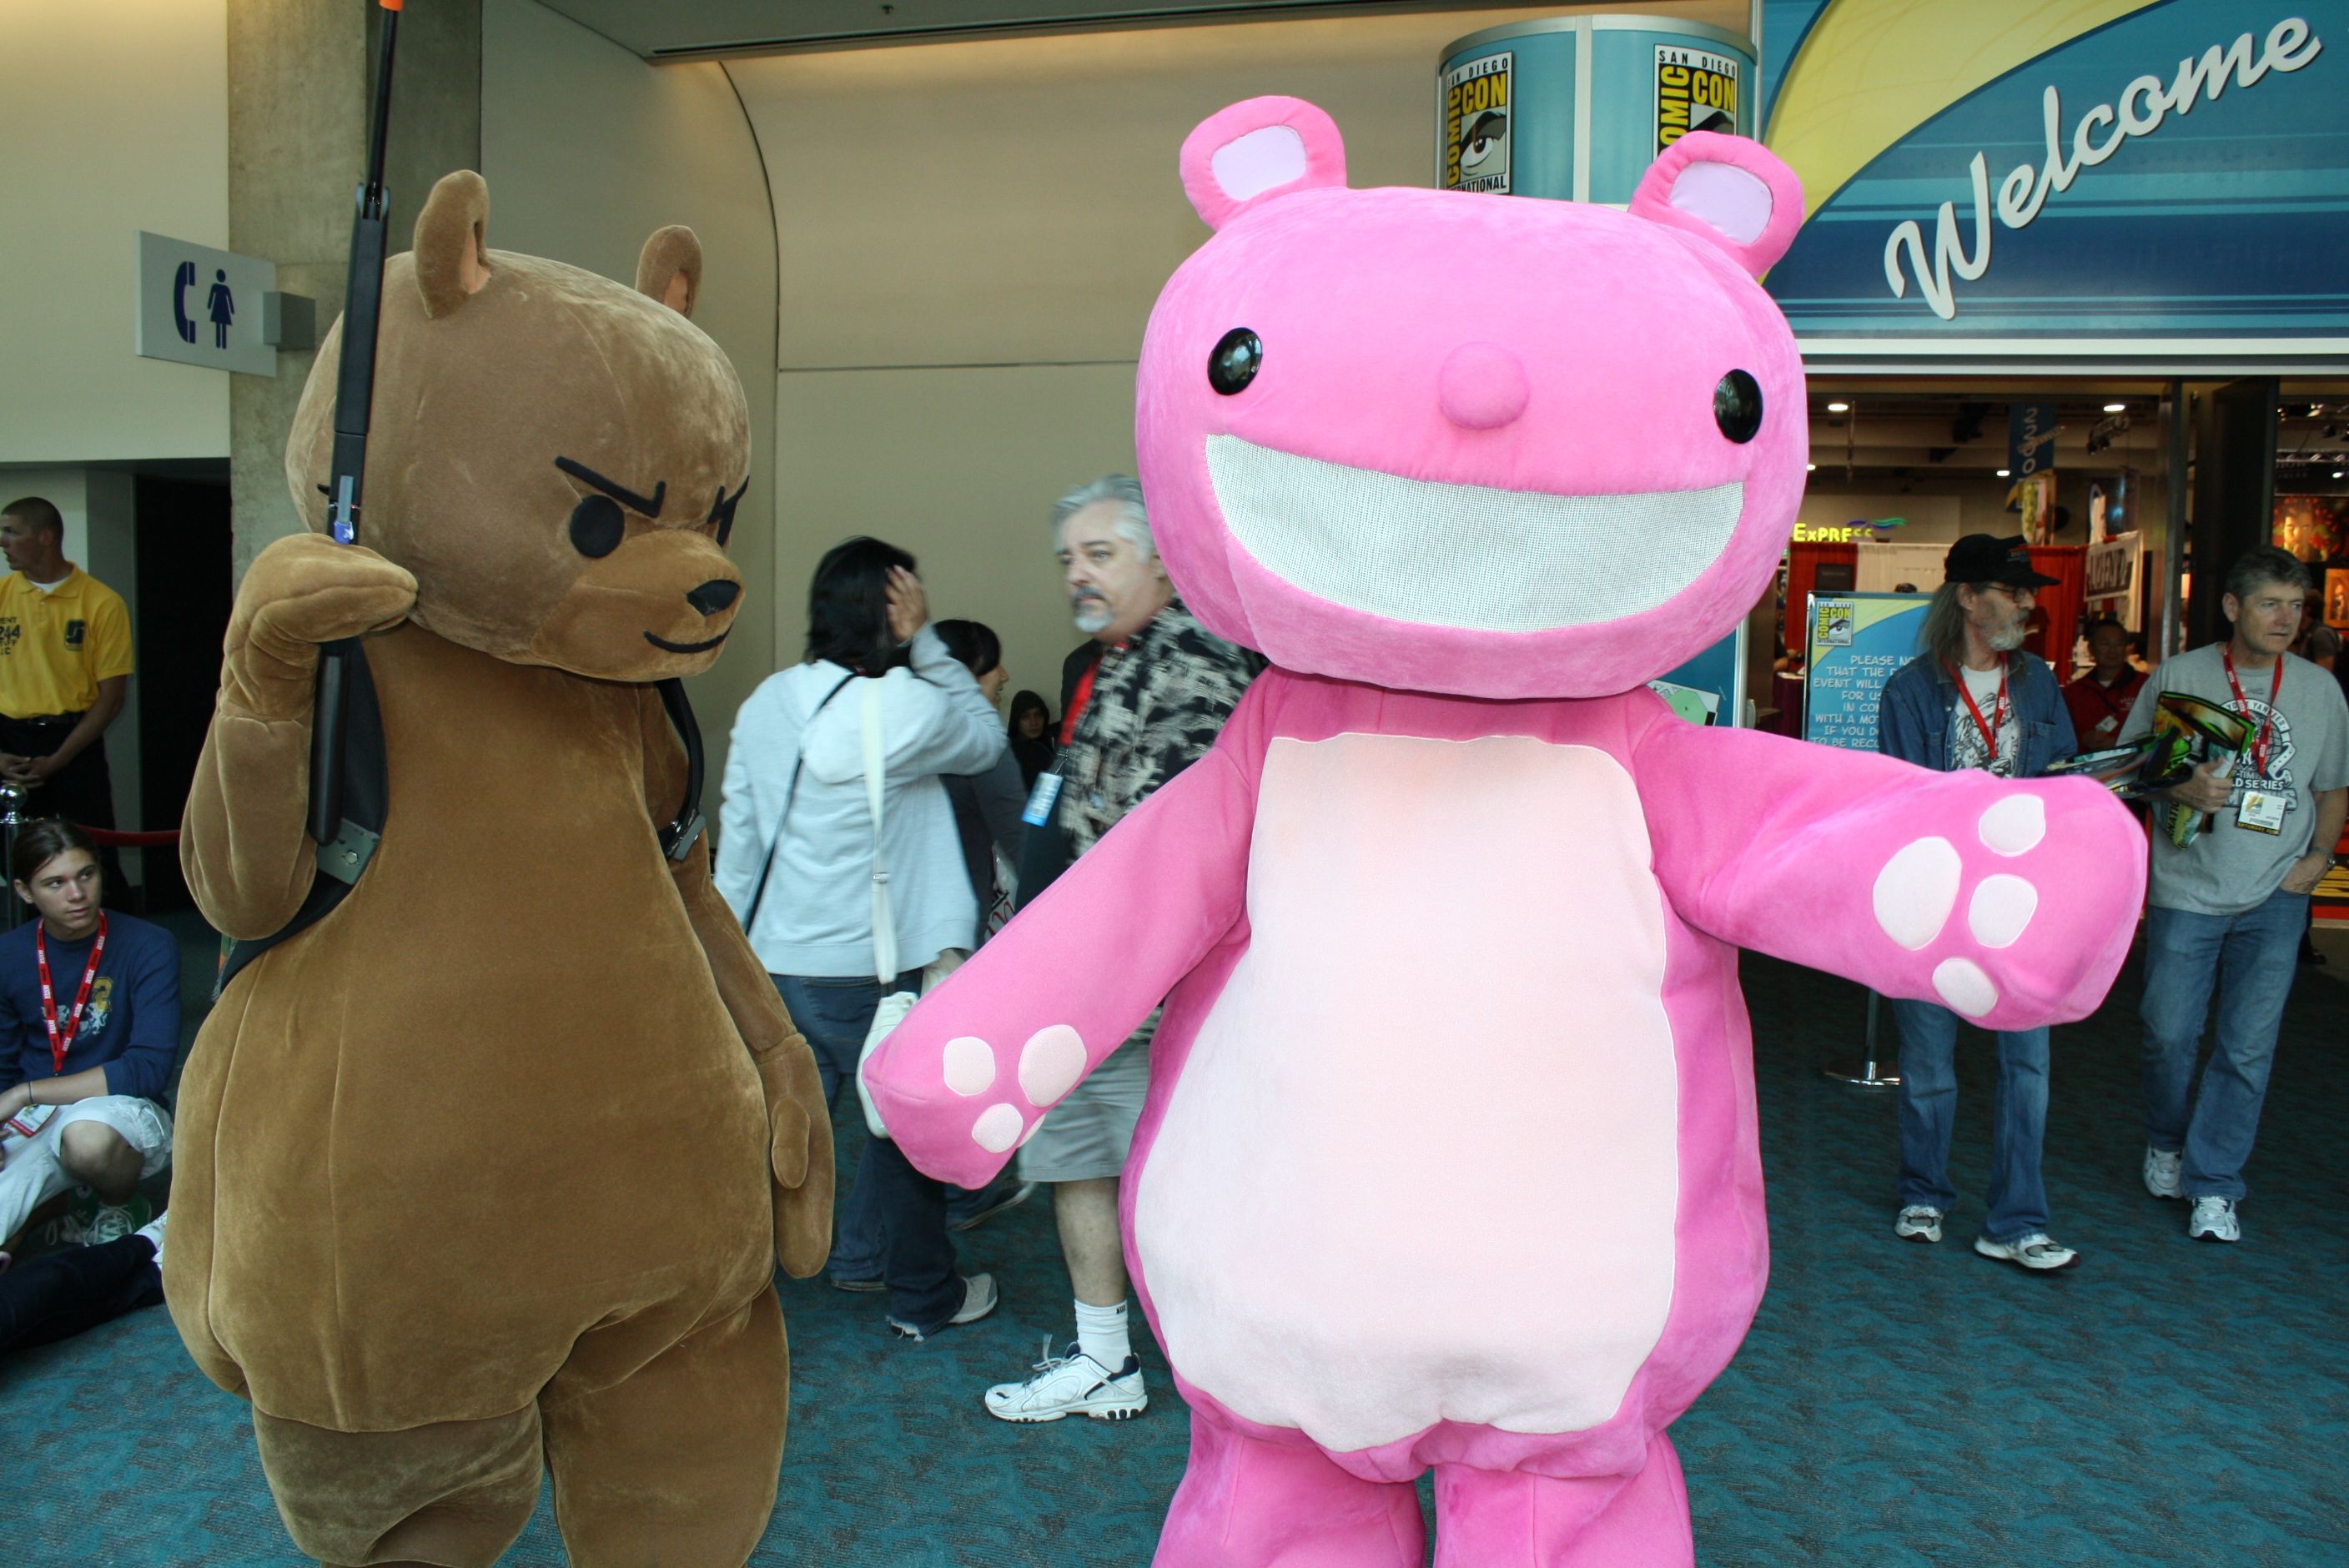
[1050,474,1153,561]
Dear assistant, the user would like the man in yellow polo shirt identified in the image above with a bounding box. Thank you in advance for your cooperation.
[0,499,134,863]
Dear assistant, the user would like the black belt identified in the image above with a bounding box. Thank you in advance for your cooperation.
[4,713,84,731]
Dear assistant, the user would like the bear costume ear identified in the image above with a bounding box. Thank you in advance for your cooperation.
[636,226,703,319]
[1627,131,1803,278]
[414,170,492,319]
[1180,96,1348,231]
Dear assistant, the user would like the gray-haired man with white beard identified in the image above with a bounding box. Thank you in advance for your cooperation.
[983,475,1255,1426]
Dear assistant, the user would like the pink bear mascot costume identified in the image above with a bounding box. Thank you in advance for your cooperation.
[867,99,2143,1565]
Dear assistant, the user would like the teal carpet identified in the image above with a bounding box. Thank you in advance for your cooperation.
[5,923,2344,1566]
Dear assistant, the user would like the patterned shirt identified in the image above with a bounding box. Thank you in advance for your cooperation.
[1057,599,1258,857]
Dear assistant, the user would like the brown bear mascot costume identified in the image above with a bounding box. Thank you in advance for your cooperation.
[163,169,832,1568]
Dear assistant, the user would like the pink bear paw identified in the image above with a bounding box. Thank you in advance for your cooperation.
[1869,781,2141,1029]
[938,1026,1089,1155]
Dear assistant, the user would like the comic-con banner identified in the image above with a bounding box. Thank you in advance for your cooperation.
[1442,53,1512,193]
[1656,44,1739,152]
[1805,592,1929,751]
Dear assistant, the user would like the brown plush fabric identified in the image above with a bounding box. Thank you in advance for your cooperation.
[166,170,827,1566]
[634,224,702,319]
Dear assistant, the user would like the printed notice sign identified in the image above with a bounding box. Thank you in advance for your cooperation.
[1655,44,1738,153]
[1442,53,1512,193]
[1804,593,1929,751]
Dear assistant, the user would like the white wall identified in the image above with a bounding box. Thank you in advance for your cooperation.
[482,0,782,823]
[730,1,1746,701]
[0,0,231,464]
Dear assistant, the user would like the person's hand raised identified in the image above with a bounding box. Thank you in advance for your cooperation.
[885,566,928,646]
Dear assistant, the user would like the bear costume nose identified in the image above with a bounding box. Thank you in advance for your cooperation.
[687,580,740,616]
[1438,342,1529,430]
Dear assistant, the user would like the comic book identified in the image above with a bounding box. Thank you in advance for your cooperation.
[2041,691,2249,847]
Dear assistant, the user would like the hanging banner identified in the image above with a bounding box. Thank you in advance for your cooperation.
[1441,53,1514,193]
[1655,43,1742,151]
[1759,0,2349,356]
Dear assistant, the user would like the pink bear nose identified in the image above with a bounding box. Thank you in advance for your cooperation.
[1438,342,1529,430]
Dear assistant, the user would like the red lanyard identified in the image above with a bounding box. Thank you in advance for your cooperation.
[2222,645,2283,775]
[1949,657,2009,767]
[36,915,107,1077]
[1061,643,1125,746]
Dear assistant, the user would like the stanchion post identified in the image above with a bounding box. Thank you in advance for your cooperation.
[1823,988,1900,1088]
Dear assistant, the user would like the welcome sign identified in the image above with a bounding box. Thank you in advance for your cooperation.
[1758,0,2349,356]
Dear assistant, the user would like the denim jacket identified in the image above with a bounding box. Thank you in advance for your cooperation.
[1877,650,2077,777]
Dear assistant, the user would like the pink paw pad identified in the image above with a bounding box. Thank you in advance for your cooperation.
[1873,798,2059,1020]
[942,1037,997,1097]
[971,1103,1025,1153]
[1018,1026,1087,1106]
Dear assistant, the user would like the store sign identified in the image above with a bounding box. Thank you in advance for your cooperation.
[1793,516,1909,543]
[1758,0,2349,352]
[134,231,278,377]
[2086,531,2143,598]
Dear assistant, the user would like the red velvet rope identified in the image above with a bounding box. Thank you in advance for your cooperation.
[74,827,180,849]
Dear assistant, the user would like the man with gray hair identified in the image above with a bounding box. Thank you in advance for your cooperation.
[983,474,1255,1425]
[2120,545,2347,1243]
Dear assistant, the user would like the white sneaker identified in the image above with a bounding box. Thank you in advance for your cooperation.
[2187,1196,2241,1243]
[1973,1232,2080,1271]
[2143,1146,2183,1200]
[1894,1205,1943,1244]
[888,1273,998,1341]
[985,1339,1149,1423]
[136,1210,169,1269]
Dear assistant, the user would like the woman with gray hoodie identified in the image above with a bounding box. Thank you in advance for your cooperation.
[717,536,1007,1339]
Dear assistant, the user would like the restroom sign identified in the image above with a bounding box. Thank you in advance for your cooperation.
[1655,45,1738,153]
[134,231,278,377]
[1441,53,1513,194]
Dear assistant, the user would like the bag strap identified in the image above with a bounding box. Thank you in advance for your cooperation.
[742,671,857,934]
[862,676,898,985]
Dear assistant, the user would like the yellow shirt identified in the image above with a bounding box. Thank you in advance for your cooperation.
[0,567,134,719]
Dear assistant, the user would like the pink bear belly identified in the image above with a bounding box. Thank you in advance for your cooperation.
[1133,733,1681,1454]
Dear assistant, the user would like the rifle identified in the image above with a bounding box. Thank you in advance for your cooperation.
[309,0,404,851]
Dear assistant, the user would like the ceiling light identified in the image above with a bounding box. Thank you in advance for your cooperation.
[1826,401,1850,413]
[1806,462,1816,471]
[2103,402,2126,413]
[1996,468,2011,477]
[2336,470,2346,480]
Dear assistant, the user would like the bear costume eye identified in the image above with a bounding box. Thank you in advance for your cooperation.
[707,477,748,548]
[1209,328,1262,395]
[1713,370,1763,444]
[569,495,626,558]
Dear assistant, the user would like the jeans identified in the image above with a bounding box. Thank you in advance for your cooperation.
[2140,890,2308,1201]
[1890,998,2051,1241]
[770,973,964,1332]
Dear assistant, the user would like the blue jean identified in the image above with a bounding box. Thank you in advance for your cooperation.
[1890,998,2051,1241]
[771,972,964,1331]
[2139,890,2308,1201]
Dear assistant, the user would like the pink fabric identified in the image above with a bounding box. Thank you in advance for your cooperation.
[862,97,2145,1564]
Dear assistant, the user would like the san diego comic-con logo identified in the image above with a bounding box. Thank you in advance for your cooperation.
[64,619,86,651]
[1441,53,1512,194]
[0,618,19,656]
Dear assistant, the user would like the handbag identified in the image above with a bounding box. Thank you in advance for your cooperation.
[853,676,965,1138]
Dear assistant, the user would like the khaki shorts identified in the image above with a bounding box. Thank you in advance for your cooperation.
[1018,1010,1156,1184]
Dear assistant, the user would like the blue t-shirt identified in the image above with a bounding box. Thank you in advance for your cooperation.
[0,912,181,1103]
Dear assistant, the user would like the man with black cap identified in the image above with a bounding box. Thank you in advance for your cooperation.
[1877,534,2083,1271]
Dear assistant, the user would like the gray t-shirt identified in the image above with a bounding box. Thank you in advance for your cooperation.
[2118,644,2349,915]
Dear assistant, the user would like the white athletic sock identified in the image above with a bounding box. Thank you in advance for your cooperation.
[1074,1298,1131,1369]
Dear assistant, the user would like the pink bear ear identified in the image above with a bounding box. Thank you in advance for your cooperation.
[1627,131,1804,278]
[1180,96,1348,231]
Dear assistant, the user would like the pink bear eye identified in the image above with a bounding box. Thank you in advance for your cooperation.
[1713,370,1763,444]
[1208,328,1262,395]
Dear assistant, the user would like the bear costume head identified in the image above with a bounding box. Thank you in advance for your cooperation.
[284,169,751,684]
[1135,100,1806,701]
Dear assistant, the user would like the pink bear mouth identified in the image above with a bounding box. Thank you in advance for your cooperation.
[1204,435,1746,633]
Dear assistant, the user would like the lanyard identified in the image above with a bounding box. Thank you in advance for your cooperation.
[1061,642,1124,746]
[1949,657,2009,768]
[2222,645,2283,776]
[36,914,107,1078]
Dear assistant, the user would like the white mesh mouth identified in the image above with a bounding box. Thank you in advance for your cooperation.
[1205,435,1744,633]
